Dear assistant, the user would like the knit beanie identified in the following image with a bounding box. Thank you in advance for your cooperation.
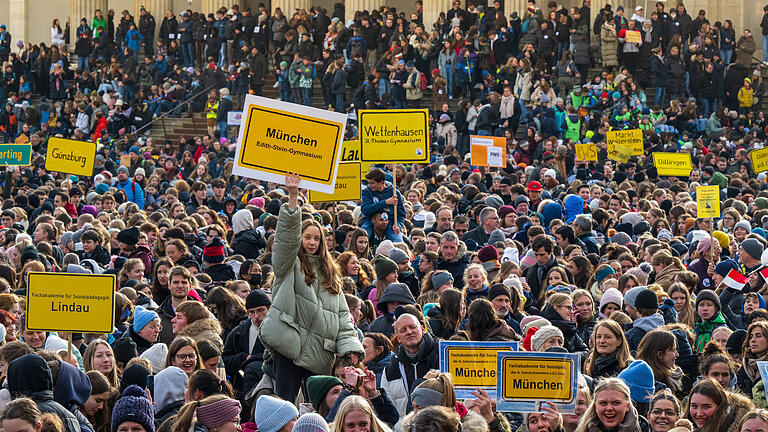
[520,316,550,335]
[374,255,398,279]
[635,288,659,310]
[695,289,721,313]
[254,395,299,432]
[293,413,330,432]
[478,245,499,263]
[742,238,765,260]
[388,248,409,265]
[488,283,511,301]
[306,375,343,411]
[617,360,655,404]
[727,329,747,354]
[120,363,150,393]
[132,306,159,333]
[712,231,729,249]
[595,265,616,283]
[714,259,740,278]
[197,398,242,429]
[203,237,227,264]
[735,220,752,233]
[624,286,647,309]
[666,419,694,432]
[113,338,139,366]
[246,289,271,309]
[522,326,539,351]
[140,343,168,373]
[112,385,155,432]
[375,240,395,257]
[431,271,453,290]
[530,325,564,352]
[697,237,712,255]
[117,226,140,246]
[488,229,505,244]
[599,288,623,315]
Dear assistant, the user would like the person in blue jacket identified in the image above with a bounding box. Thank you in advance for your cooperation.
[114,166,145,210]
[124,23,143,58]
[361,168,405,242]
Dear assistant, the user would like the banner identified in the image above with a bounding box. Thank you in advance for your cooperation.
[439,341,518,399]
[309,162,362,202]
[233,95,347,194]
[359,109,429,163]
[26,272,115,333]
[652,152,692,176]
[751,147,768,173]
[0,144,31,166]
[45,137,97,177]
[696,185,721,218]
[497,351,579,413]
[470,136,507,167]
[574,143,597,161]
[607,129,643,156]
[227,111,243,126]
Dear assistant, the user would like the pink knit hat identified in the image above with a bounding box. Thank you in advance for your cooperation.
[249,197,265,209]
[196,398,242,429]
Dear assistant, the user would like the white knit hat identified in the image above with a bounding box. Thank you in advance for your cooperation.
[140,343,168,373]
[531,325,564,352]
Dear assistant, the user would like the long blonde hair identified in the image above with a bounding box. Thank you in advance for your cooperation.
[330,396,392,432]
[574,379,633,432]
[83,339,119,389]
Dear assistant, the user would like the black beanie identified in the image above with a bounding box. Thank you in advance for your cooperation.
[488,283,511,301]
[727,329,747,354]
[246,289,271,309]
[695,289,722,313]
[635,289,659,310]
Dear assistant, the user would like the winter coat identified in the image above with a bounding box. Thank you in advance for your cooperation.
[368,284,416,337]
[232,230,266,259]
[435,122,457,149]
[404,70,423,100]
[539,305,589,361]
[601,23,619,67]
[436,241,471,289]
[177,318,224,350]
[651,55,667,87]
[366,351,395,387]
[736,35,756,68]
[260,204,364,374]
[626,313,666,352]
[205,263,236,283]
[381,332,440,416]
[426,307,458,340]
[223,317,267,395]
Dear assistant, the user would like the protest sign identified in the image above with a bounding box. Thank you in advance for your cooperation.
[233,95,347,194]
[120,154,131,167]
[26,272,115,333]
[751,147,768,173]
[45,137,97,177]
[0,144,31,166]
[607,129,643,155]
[359,109,429,163]
[574,143,597,161]
[228,111,243,126]
[470,136,507,167]
[607,140,633,163]
[697,185,721,218]
[653,152,692,176]
[497,351,579,413]
[309,162,362,202]
[625,30,642,43]
[339,140,373,177]
[439,341,518,399]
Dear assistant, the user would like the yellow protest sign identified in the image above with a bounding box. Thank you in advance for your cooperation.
[470,136,507,167]
[233,95,347,194]
[653,152,692,176]
[607,129,643,156]
[625,30,642,43]
[45,137,97,177]
[440,341,518,398]
[26,272,115,333]
[697,185,721,218]
[575,143,598,161]
[359,109,429,163]
[339,140,373,177]
[120,154,131,167]
[751,147,768,174]
[498,352,578,410]
[309,162,362,202]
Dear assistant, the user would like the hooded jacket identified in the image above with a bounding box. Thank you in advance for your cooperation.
[223,317,266,395]
[538,304,589,360]
[177,317,224,350]
[8,354,84,432]
[368,284,417,337]
[153,366,188,426]
[626,313,665,352]
[436,241,471,289]
[260,204,364,375]
[54,360,94,432]
[381,332,440,416]
[232,209,266,259]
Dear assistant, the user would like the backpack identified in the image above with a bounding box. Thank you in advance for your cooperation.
[419,72,427,91]
[350,38,364,57]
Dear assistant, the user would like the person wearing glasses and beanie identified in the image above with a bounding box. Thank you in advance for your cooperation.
[120,305,161,354]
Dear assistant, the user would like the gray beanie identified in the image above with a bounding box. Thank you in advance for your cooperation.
[488,229,506,245]
[742,238,765,260]
[735,220,752,233]
[531,325,564,351]
[484,195,504,209]
[611,232,632,246]
[293,413,330,432]
[388,248,409,264]
[624,286,647,309]
[431,271,454,289]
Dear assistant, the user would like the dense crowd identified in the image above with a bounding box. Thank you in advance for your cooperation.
[3,1,768,432]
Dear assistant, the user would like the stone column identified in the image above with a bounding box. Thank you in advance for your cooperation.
[69,0,108,46]
[201,0,219,15]
[345,0,380,23]
[10,0,28,46]
[271,0,312,15]
[424,0,453,33]
[504,0,528,21]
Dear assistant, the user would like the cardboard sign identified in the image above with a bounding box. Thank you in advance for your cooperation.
[653,152,692,176]
[497,351,580,413]
[697,185,721,218]
[233,95,347,194]
[45,137,97,177]
[751,147,768,173]
[26,272,115,333]
[227,111,243,126]
[625,30,642,43]
[120,154,131,167]
[470,136,507,167]
[309,162,362,202]
[440,341,518,399]
[359,109,429,163]
[573,143,595,161]
[0,144,32,166]
[607,129,643,156]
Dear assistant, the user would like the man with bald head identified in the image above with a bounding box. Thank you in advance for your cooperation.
[381,313,441,416]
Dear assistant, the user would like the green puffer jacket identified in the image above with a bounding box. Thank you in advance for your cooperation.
[260,203,364,374]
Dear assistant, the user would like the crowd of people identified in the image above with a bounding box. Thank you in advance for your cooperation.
[2,1,768,432]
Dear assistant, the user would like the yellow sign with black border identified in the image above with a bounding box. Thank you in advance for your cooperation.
[358,109,429,163]
[45,137,96,177]
[309,162,362,202]
[26,272,115,333]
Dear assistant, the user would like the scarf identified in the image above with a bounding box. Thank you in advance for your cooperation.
[593,352,620,378]
[669,366,684,392]
[586,404,641,432]
[743,351,768,383]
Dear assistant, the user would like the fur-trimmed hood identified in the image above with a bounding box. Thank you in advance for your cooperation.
[177,318,224,350]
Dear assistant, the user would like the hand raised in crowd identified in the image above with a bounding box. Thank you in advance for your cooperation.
[285,172,300,209]
[469,389,496,424]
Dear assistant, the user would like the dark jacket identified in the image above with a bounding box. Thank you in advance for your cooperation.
[539,305,589,361]
[436,242,471,289]
[8,354,83,432]
[625,313,666,353]
[205,262,236,283]
[368,284,416,337]
[54,361,95,432]
[381,332,441,415]
[232,230,266,259]
[426,306,458,340]
[119,324,155,354]
[462,226,491,250]
[223,317,266,396]
[524,257,562,308]
[79,244,111,266]
[126,244,152,276]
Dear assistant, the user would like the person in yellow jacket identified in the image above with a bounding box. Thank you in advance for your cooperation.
[738,77,754,114]
[205,89,219,138]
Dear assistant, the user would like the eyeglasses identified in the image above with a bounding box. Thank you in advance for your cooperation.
[650,409,677,417]
[175,354,196,361]
[147,324,162,331]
